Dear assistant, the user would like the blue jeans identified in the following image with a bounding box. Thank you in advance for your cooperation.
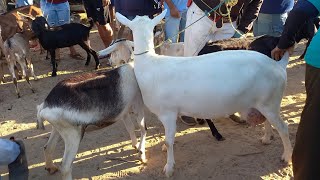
[165,10,187,42]
[253,13,288,37]
[43,1,70,27]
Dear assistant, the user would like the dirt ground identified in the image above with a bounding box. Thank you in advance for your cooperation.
[0,29,307,180]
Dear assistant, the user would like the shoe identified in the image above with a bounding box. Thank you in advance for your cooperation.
[229,114,247,124]
[180,116,197,126]
[196,118,206,125]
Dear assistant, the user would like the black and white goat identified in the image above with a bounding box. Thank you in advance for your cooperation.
[116,10,293,177]
[29,16,100,77]
[36,63,146,180]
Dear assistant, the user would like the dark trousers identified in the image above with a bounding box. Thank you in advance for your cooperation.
[8,140,29,180]
[292,64,320,180]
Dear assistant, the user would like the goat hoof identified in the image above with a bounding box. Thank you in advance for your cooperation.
[17,94,21,98]
[51,72,57,77]
[281,152,292,164]
[31,89,35,93]
[45,167,59,174]
[163,163,174,177]
[215,135,225,141]
[161,144,167,152]
[261,135,273,145]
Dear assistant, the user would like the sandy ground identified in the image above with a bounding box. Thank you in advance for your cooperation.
[0,29,307,180]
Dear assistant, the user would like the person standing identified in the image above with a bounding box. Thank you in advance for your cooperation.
[271,0,320,179]
[83,0,113,48]
[184,0,263,57]
[253,0,294,37]
[164,0,188,42]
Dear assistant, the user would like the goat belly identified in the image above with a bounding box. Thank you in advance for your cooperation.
[246,108,266,126]
[85,120,117,132]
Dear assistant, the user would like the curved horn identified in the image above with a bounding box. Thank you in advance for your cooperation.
[17,11,35,20]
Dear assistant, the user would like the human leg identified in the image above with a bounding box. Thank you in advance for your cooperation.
[83,0,113,47]
[184,2,217,56]
[178,10,187,42]
[165,15,181,43]
[293,64,320,180]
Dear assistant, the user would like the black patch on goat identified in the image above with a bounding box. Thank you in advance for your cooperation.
[248,35,280,58]
[44,67,125,121]
[199,35,280,58]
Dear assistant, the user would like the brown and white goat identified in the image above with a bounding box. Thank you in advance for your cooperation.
[1,27,38,98]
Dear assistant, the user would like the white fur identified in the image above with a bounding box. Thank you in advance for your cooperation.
[116,10,293,177]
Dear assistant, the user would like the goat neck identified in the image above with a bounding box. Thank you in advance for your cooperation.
[115,10,167,56]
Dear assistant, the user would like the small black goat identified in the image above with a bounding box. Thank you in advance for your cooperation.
[31,16,100,77]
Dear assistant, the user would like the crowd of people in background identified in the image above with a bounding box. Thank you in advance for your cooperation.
[1,0,320,179]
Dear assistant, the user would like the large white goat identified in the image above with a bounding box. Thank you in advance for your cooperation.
[115,10,293,177]
[36,63,146,180]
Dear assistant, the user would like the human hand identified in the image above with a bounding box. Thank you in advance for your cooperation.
[271,46,287,60]
[170,6,180,18]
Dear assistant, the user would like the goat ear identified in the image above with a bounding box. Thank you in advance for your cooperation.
[116,12,132,28]
[152,10,167,27]
[98,43,118,58]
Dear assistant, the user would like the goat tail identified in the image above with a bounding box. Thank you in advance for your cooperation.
[36,103,45,130]
[277,51,290,70]
[88,18,94,30]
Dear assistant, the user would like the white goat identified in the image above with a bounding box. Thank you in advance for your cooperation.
[36,63,147,180]
[1,30,37,97]
[115,10,293,177]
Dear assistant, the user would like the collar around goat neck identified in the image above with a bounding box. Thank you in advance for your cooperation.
[134,50,149,56]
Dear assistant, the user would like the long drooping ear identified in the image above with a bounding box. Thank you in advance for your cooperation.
[116,12,132,28]
[152,9,167,27]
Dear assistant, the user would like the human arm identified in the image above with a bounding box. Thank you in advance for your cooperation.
[236,0,263,34]
[164,0,180,18]
[271,0,319,60]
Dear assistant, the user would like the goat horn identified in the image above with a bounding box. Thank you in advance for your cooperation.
[17,11,35,20]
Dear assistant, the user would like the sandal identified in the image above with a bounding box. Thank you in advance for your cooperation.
[70,53,84,60]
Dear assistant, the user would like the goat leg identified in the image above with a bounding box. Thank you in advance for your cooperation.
[205,119,225,141]
[49,50,57,77]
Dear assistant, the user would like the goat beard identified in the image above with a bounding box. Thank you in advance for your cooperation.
[246,108,266,126]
